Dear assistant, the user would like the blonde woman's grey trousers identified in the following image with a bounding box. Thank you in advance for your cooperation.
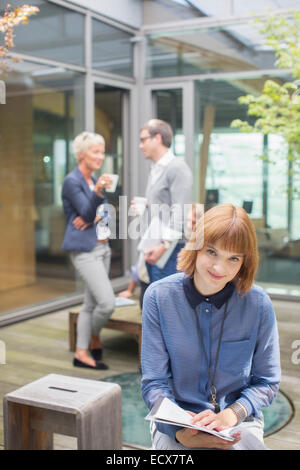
[70,243,115,350]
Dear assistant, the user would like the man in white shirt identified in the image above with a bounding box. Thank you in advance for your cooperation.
[139,119,193,283]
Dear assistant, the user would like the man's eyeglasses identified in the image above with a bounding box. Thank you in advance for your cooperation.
[140,135,152,144]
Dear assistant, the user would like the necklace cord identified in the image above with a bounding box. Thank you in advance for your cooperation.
[196,300,229,411]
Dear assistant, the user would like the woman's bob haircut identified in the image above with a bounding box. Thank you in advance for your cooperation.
[73,131,105,161]
[177,203,259,295]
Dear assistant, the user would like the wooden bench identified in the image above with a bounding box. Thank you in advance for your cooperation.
[69,303,142,360]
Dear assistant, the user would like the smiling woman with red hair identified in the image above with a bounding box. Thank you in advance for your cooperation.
[178,203,259,295]
[141,204,281,450]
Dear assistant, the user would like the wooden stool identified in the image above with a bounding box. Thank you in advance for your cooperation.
[3,373,122,450]
[69,307,142,360]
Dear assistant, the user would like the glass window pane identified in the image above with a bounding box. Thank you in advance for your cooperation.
[92,19,134,77]
[94,84,126,278]
[146,21,278,78]
[206,132,263,215]
[6,0,85,66]
[267,135,288,230]
[154,89,184,159]
[179,0,300,17]
[196,78,263,210]
[193,78,300,290]
[0,60,84,315]
[292,199,300,239]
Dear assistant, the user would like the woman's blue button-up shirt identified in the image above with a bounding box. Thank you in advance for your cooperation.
[141,272,281,441]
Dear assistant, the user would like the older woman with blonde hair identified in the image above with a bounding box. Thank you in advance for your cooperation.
[61,131,115,370]
[141,203,281,450]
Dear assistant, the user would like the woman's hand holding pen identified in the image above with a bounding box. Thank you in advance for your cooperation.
[175,428,241,449]
[174,409,241,449]
[190,408,239,431]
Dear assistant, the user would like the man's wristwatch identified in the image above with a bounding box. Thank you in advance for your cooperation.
[161,240,172,250]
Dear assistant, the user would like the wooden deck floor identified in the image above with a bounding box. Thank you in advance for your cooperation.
[0,297,299,450]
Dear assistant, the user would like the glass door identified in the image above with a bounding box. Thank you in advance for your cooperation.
[153,88,184,160]
[143,82,196,197]
[94,83,129,278]
[0,65,84,316]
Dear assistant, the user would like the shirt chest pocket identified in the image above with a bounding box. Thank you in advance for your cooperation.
[219,339,253,377]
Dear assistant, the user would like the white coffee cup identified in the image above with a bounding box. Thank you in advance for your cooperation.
[133,196,147,216]
[105,174,119,193]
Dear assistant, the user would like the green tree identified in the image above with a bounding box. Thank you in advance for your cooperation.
[231,10,300,196]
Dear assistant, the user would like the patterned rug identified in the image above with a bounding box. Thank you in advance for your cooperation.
[102,372,294,448]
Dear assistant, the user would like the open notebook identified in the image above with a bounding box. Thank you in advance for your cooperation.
[145,397,268,449]
[145,397,235,441]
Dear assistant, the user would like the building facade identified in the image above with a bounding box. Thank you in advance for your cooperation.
[0,0,299,325]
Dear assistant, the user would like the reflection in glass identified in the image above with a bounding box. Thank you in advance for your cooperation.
[267,135,288,230]
[154,89,184,159]
[193,78,300,289]
[94,84,125,278]
[146,21,278,78]
[0,61,84,314]
[170,0,300,18]
[206,133,263,215]
[92,19,133,77]
[7,0,85,66]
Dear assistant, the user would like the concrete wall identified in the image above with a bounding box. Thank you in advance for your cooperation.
[69,0,143,28]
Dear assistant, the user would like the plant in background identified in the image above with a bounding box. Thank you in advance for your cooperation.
[0,3,39,72]
[231,10,300,197]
